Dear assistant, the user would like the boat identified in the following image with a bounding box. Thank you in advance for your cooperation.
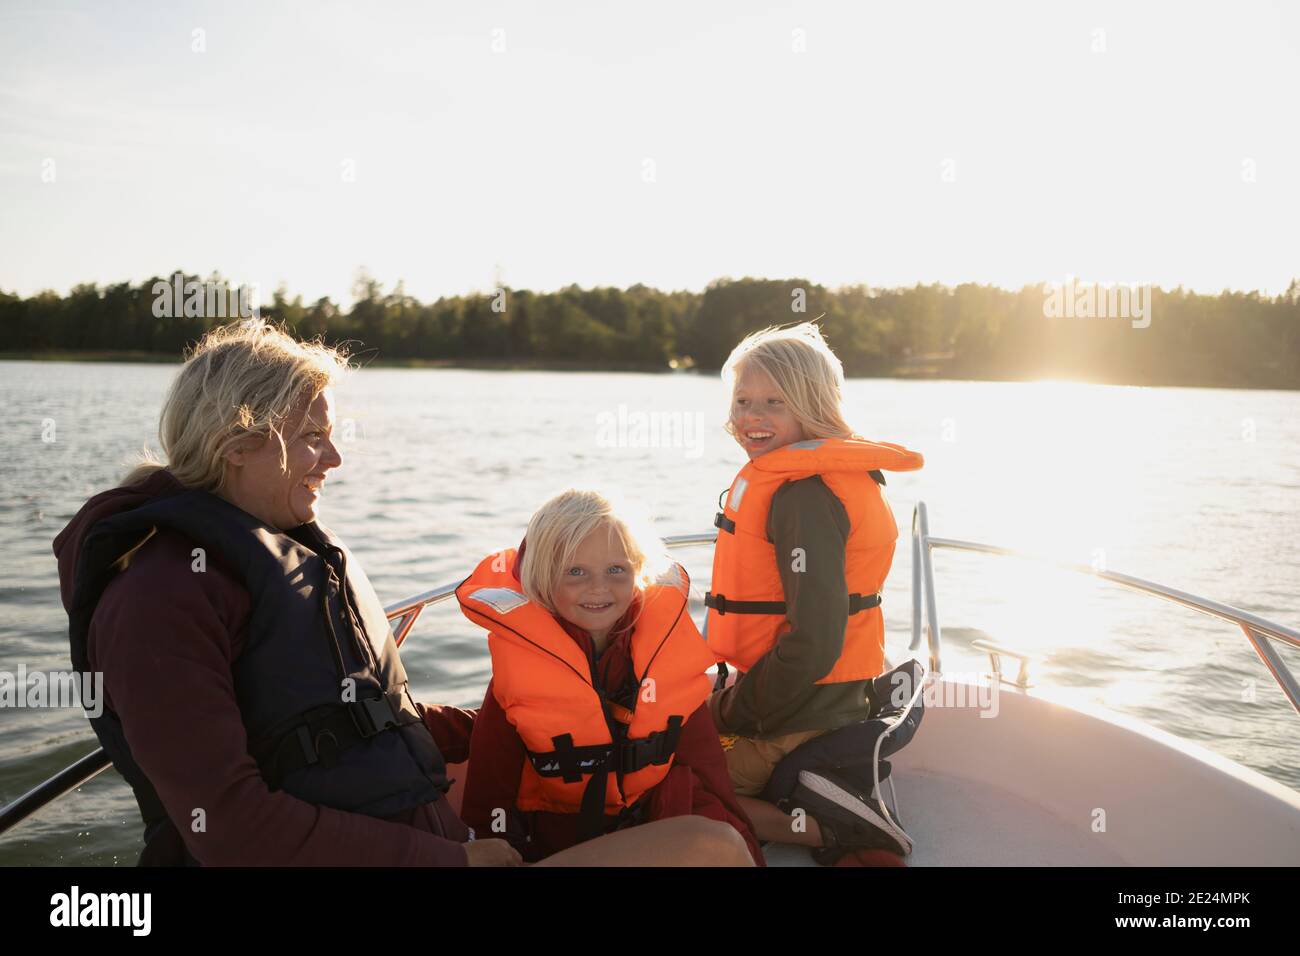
[3,502,1299,865]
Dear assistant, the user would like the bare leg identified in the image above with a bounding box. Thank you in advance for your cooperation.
[533,815,754,867]
[736,795,824,847]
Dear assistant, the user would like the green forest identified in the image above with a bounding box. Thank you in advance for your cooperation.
[3,272,1299,388]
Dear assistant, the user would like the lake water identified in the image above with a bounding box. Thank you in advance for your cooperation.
[1,360,1297,865]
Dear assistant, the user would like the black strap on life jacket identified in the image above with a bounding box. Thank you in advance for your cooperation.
[533,716,685,844]
[250,687,426,789]
[714,488,736,534]
[848,592,883,613]
[526,716,686,781]
[577,765,611,843]
[529,736,613,783]
[713,661,730,692]
[704,593,786,615]
[704,591,882,616]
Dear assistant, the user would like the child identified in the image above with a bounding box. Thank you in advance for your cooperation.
[704,322,924,862]
[457,489,763,864]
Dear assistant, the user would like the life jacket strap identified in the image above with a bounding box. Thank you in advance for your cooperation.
[714,661,730,692]
[704,592,786,616]
[713,511,736,534]
[848,592,883,613]
[526,716,687,783]
[252,687,425,788]
[529,735,613,784]
[706,592,882,616]
[577,765,611,843]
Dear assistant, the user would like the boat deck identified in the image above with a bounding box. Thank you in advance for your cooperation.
[764,767,1126,866]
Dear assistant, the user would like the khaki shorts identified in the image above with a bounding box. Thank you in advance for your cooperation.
[722,729,826,797]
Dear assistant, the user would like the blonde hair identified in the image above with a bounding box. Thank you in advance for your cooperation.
[519,489,670,614]
[122,320,352,491]
[721,321,854,441]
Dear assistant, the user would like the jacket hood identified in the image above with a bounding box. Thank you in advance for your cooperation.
[52,469,187,613]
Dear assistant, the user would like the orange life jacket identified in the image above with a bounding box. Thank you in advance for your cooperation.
[456,550,715,816]
[705,437,924,684]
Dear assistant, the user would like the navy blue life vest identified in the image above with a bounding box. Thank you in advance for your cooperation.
[66,488,450,863]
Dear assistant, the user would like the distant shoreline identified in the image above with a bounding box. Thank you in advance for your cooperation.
[0,350,676,372]
[2,350,1296,391]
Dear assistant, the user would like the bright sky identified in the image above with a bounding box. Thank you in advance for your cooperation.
[2,0,1298,305]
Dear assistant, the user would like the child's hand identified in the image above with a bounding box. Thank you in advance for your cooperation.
[464,837,524,867]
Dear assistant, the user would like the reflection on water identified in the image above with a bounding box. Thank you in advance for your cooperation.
[1,361,1297,864]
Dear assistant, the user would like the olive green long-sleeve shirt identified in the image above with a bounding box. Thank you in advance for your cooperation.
[709,476,875,739]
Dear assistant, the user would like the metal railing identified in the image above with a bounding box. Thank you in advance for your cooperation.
[909,501,1300,714]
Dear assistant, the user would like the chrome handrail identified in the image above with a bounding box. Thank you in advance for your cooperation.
[969,639,1033,689]
[0,531,722,839]
[908,501,1300,714]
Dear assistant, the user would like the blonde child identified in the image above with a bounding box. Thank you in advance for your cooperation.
[457,489,762,864]
[704,322,923,862]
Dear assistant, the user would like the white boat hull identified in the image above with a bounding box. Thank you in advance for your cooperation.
[767,676,1300,866]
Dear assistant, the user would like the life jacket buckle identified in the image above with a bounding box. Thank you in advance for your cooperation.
[617,715,684,773]
[848,592,883,614]
[350,694,399,738]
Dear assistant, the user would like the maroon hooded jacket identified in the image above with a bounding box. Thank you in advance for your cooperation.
[53,471,475,866]
[459,552,764,865]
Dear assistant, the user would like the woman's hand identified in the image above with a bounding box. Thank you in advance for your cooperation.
[463,837,524,867]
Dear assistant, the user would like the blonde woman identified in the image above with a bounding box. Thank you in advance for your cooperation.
[457,490,761,864]
[53,321,744,867]
[704,322,925,863]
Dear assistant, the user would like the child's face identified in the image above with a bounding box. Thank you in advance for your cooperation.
[730,363,805,460]
[553,526,637,637]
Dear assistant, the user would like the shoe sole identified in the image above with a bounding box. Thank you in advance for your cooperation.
[798,771,913,856]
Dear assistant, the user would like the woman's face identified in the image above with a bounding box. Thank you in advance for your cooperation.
[730,363,805,460]
[221,388,343,530]
[552,526,637,639]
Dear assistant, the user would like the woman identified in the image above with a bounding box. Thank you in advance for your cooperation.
[53,320,751,867]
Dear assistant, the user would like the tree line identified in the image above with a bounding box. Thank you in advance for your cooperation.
[2,271,1298,388]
